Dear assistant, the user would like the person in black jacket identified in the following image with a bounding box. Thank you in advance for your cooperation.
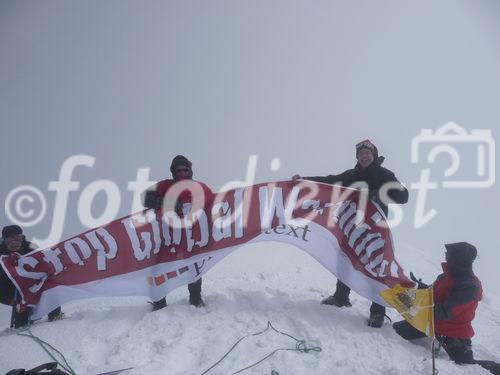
[293,139,409,328]
[0,225,64,327]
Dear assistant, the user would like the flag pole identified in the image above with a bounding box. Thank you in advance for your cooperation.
[431,340,436,374]
[430,286,437,375]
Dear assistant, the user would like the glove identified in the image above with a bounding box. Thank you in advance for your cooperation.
[143,190,163,209]
[410,272,429,289]
[175,199,185,217]
[7,252,20,266]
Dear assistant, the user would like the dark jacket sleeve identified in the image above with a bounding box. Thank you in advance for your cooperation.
[372,167,409,205]
[142,183,160,209]
[303,171,348,185]
[434,280,479,321]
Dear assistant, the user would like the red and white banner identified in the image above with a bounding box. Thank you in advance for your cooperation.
[1,180,414,319]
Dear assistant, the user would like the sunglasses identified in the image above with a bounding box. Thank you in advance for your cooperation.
[175,167,191,173]
[5,234,23,243]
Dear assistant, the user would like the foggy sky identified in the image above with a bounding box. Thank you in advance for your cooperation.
[1,1,499,292]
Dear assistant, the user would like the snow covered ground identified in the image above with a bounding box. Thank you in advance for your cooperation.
[1,242,499,374]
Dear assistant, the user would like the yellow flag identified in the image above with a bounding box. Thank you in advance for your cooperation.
[380,284,435,338]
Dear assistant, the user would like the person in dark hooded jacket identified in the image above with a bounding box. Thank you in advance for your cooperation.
[392,243,500,374]
[292,140,409,328]
[0,225,63,327]
[142,155,213,311]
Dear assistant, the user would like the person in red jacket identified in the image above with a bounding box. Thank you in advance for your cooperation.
[142,155,213,311]
[393,242,482,364]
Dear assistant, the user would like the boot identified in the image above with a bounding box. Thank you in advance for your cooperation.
[322,280,352,307]
[48,307,64,321]
[189,294,205,307]
[367,313,384,328]
[188,278,204,307]
[321,295,352,307]
[152,298,167,311]
[14,310,30,328]
[367,303,386,328]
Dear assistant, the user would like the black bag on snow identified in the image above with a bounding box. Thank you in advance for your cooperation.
[5,362,69,375]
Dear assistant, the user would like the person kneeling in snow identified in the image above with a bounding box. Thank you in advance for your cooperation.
[393,242,482,364]
[0,225,64,328]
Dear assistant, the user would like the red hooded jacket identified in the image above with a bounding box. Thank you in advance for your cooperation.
[433,262,482,339]
[143,178,213,216]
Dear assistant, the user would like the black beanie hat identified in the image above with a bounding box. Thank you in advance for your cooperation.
[2,225,23,238]
[170,155,192,175]
[356,139,379,160]
[445,242,477,266]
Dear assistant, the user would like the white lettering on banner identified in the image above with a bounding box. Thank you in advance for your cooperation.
[123,204,211,257]
[366,253,385,277]
[284,187,300,222]
[122,210,160,261]
[339,202,357,229]
[326,183,368,228]
[343,209,364,237]
[233,189,245,238]
[293,181,322,223]
[302,199,322,214]
[42,248,64,275]
[348,223,370,247]
[84,228,118,271]
[64,237,92,266]
[183,207,195,253]
[212,188,248,240]
[258,186,305,231]
[390,260,400,277]
[150,211,162,255]
[259,187,286,231]
[194,210,209,248]
[333,200,393,278]
[212,201,232,242]
[161,211,182,251]
[378,259,389,277]
[355,233,381,256]
[360,238,386,263]
[331,201,350,224]
[15,257,47,293]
